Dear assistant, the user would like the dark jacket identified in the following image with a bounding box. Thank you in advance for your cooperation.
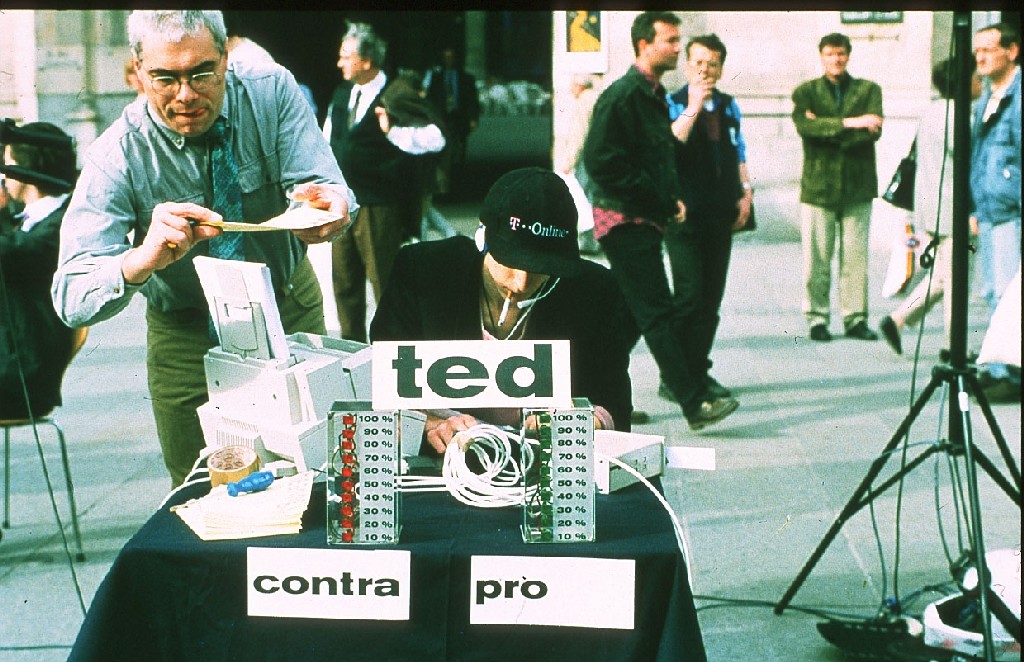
[423,66,480,139]
[0,200,74,418]
[671,87,744,220]
[370,237,635,430]
[328,80,418,208]
[583,66,681,225]
[792,74,883,208]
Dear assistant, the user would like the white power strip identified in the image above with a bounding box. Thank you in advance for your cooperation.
[594,430,664,494]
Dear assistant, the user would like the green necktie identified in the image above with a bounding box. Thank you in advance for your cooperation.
[205,117,245,345]
[208,117,244,261]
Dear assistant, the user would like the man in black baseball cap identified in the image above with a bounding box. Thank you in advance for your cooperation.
[479,166,582,278]
[371,167,636,453]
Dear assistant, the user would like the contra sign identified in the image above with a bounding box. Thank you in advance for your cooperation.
[247,548,410,620]
[371,340,572,410]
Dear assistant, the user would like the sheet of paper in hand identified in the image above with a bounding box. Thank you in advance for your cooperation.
[208,206,342,232]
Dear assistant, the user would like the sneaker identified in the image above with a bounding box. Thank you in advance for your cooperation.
[810,324,832,342]
[685,397,739,431]
[844,320,879,341]
[705,375,732,399]
[878,315,902,354]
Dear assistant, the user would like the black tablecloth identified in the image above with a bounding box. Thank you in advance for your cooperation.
[71,480,706,662]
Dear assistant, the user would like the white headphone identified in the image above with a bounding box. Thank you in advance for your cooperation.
[474,223,487,253]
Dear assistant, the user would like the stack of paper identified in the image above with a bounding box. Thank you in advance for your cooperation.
[172,471,315,541]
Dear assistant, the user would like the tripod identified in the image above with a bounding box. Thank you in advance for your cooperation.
[775,13,1022,662]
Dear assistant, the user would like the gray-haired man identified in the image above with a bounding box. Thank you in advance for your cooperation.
[53,10,356,486]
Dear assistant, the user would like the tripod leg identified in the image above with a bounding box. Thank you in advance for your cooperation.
[965,371,1023,490]
[774,374,943,614]
[953,373,998,662]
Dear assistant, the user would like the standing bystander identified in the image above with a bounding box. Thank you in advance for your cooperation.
[792,32,883,343]
[969,21,1021,396]
[583,11,738,431]
[664,33,752,402]
[555,74,600,254]
[422,45,480,197]
[323,22,436,343]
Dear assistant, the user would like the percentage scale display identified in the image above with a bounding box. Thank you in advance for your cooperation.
[522,399,596,543]
[327,402,402,545]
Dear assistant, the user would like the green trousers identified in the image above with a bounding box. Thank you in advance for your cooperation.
[146,257,326,487]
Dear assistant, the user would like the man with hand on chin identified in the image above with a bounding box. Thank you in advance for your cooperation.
[666,33,752,408]
[370,168,634,454]
[52,10,357,486]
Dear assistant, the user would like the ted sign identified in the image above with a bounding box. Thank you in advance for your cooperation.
[371,340,571,410]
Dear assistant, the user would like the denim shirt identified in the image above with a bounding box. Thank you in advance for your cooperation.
[970,67,1021,225]
[52,59,356,327]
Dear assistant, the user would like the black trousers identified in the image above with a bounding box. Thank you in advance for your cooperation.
[600,223,701,410]
[664,214,734,385]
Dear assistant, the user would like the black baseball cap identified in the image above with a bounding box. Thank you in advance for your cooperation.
[479,167,581,277]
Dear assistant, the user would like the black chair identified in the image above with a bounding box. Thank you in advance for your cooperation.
[1,326,88,560]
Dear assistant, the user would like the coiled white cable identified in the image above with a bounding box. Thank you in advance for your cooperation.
[398,424,537,508]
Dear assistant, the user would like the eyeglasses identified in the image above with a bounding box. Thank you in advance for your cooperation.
[147,70,222,96]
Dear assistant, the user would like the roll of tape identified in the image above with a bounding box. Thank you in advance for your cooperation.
[208,446,260,487]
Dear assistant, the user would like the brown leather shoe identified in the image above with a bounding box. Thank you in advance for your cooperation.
[685,397,739,431]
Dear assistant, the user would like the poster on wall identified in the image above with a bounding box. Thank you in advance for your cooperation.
[554,11,608,73]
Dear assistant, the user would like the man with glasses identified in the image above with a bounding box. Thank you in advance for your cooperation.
[52,10,357,487]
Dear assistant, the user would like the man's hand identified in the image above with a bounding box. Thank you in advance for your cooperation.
[424,412,478,454]
[674,199,687,224]
[844,114,883,134]
[687,75,713,110]
[733,189,753,231]
[288,182,353,244]
[375,107,392,134]
[122,202,222,285]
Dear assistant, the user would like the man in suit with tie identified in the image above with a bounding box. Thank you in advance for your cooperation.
[792,32,883,343]
[53,10,355,486]
[323,22,426,343]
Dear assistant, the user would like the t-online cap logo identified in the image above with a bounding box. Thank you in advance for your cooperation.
[508,215,569,238]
